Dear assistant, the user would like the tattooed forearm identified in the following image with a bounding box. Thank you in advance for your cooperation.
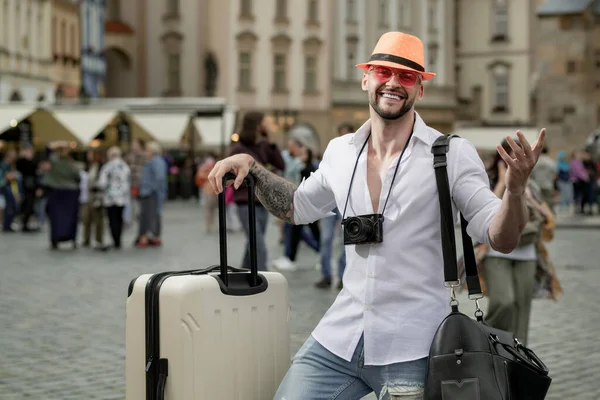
[249,162,297,224]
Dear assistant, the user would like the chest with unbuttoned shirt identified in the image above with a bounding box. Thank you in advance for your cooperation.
[292,112,502,366]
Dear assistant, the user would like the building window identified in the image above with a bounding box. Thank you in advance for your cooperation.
[15,3,20,52]
[70,25,76,56]
[25,5,31,51]
[378,0,388,27]
[238,51,252,90]
[168,54,180,92]
[428,0,437,32]
[491,65,509,112]
[398,0,411,28]
[594,50,600,68]
[107,0,120,21]
[273,53,287,91]
[167,0,179,16]
[347,0,356,23]
[566,60,577,74]
[51,17,57,53]
[347,48,357,81]
[304,55,317,92]
[240,0,252,17]
[398,1,405,27]
[37,13,43,56]
[492,1,508,40]
[2,0,7,47]
[61,21,66,55]
[308,0,318,23]
[428,44,438,72]
[275,0,287,19]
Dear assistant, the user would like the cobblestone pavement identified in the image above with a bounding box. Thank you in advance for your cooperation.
[0,201,598,400]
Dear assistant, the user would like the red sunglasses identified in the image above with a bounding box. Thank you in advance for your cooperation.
[369,66,420,87]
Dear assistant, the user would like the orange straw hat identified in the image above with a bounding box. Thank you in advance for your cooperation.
[356,32,436,81]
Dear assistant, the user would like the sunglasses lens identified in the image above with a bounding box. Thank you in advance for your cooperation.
[398,72,418,87]
[372,66,393,80]
[371,66,419,87]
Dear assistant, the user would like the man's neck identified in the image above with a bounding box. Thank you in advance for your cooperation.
[369,110,415,160]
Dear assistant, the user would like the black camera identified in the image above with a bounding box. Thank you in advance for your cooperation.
[342,214,384,245]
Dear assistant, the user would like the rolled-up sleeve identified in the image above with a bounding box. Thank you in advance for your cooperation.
[450,139,501,245]
[293,145,337,224]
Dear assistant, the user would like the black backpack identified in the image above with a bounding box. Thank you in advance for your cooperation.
[423,134,552,400]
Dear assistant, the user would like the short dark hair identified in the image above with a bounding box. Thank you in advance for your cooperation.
[238,111,264,146]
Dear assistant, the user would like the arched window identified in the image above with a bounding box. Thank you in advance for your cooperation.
[378,0,388,27]
[308,0,318,23]
[492,0,508,40]
[490,63,510,112]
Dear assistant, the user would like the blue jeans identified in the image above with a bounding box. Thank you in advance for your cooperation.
[237,205,269,271]
[557,179,572,207]
[283,222,320,260]
[320,208,346,279]
[274,335,426,399]
[1,186,18,231]
[36,196,47,226]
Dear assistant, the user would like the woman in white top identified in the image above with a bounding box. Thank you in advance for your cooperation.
[484,139,542,345]
[97,146,131,249]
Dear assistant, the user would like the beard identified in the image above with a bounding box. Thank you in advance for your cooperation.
[369,91,416,120]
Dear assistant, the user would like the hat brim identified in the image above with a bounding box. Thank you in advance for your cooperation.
[356,60,436,81]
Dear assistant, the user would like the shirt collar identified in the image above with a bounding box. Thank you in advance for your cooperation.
[348,111,436,153]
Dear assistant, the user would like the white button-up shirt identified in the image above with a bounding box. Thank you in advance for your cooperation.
[293,112,501,366]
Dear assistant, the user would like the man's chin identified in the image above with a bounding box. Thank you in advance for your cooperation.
[373,106,406,120]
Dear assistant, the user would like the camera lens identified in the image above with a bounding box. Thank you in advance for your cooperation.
[347,219,362,238]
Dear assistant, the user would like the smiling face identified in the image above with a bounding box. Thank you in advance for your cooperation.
[362,65,424,121]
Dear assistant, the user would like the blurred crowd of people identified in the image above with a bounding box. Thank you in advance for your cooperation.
[0,138,169,251]
[483,146,599,216]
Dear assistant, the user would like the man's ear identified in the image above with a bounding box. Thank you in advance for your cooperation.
[361,72,368,91]
[416,82,424,101]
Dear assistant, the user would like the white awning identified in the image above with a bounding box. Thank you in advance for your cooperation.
[192,109,237,147]
[51,109,118,144]
[130,113,191,148]
[0,105,36,133]
[452,127,540,151]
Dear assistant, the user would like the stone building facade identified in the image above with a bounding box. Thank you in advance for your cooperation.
[535,0,600,153]
[51,0,81,100]
[0,0,54,102]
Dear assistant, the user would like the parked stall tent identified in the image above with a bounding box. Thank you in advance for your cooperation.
[0,97,237,152]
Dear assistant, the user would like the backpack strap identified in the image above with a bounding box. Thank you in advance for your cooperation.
[431,135,483,299]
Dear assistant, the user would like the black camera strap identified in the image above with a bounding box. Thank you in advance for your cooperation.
[341,128,414,221]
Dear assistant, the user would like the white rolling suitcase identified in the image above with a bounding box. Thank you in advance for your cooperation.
[126,173,291,400]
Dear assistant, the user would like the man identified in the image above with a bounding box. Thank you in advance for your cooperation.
[0,150,19,233]
[273,135,321,271]
[208,32,545,399]
[16,145,40,232]
[125,138,146,225]
[530,146,557,211]
[315,123,354,289]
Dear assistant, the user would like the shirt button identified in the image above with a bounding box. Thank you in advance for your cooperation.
[367,272,374,278]
[365,306,371,311]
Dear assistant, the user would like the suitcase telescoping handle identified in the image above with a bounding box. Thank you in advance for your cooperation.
[216,172,268,296]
